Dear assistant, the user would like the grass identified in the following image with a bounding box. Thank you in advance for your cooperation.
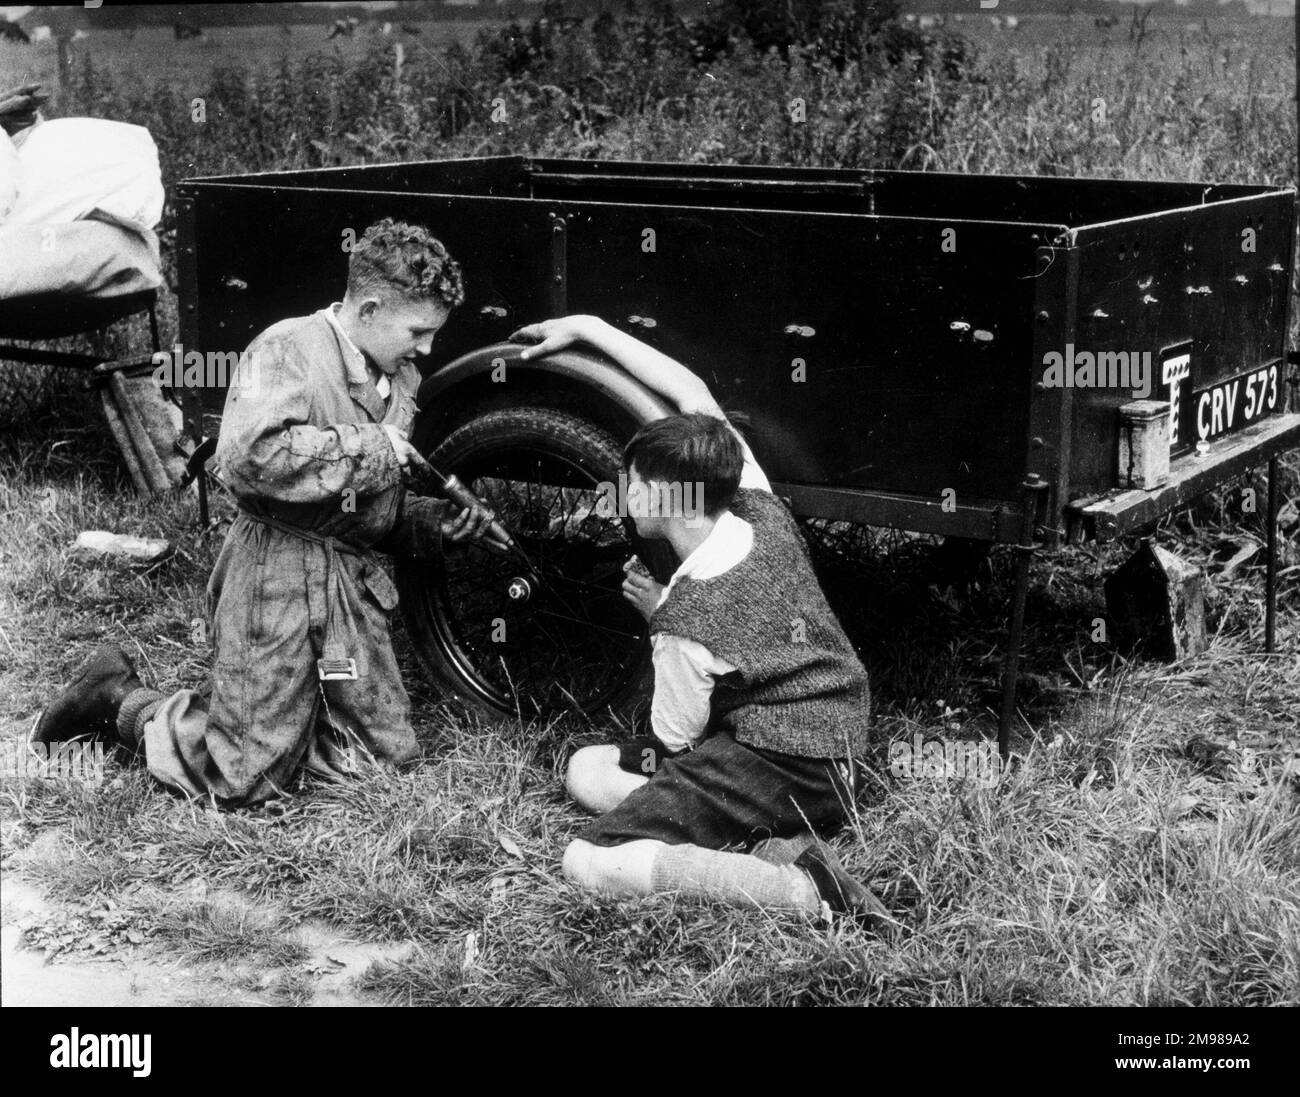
[1,378,1295,1005]
[1,5,1298,1006]
[152,901,310,967]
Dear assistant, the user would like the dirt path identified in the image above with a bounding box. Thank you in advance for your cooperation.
[1,876,409,1007]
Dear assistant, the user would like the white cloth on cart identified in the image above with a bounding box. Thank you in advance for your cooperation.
[0,220,162,301]
[0,117,164,302]
[4,117,163,233]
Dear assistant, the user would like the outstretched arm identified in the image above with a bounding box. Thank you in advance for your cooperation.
[510,315,724,418]
[511,314,771,493]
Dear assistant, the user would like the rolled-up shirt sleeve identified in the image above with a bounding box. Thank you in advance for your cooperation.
[216,337,401,503]
[649,633,737,753]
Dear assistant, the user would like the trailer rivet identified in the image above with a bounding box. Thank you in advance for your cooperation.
[1031,436,1045,448]
[1037,310,1050,323]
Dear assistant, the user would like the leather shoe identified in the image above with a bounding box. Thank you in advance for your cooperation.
[32,645,144,745]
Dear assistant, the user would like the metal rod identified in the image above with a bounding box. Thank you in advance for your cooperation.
[0,344,110,370]
[197,465,210,528]
[1265,455,1278,653]
[998,477,1047,760]
[532,172,872,194]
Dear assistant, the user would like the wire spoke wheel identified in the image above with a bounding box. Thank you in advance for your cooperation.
[397,407,671,720]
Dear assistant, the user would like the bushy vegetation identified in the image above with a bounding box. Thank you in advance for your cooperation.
[53,3,1295,185]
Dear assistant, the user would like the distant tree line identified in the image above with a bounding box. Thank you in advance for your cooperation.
[15,2,517,34]
[15,0,1265,36]
[895,0,1256,17]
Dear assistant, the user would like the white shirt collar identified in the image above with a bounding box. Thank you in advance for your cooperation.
[656,510,754,607]
[320,303,389,398]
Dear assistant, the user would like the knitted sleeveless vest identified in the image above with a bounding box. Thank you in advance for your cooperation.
[650,489,871,760]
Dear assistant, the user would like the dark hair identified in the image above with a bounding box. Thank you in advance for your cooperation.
[347,218,465,308]
[623,412,744,518]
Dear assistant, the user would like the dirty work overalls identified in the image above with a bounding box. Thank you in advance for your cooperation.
[137,308,448,808]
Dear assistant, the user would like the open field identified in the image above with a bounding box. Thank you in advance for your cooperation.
[2,6,1298,1007]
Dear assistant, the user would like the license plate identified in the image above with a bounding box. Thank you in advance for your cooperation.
[1189,363,1281,445]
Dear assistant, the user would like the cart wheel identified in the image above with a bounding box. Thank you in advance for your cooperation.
[396,406,674,722]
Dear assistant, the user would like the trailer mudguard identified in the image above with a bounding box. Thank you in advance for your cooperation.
[415,340,675,426]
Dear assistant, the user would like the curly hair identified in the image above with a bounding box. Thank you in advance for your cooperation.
[347,218,465,308]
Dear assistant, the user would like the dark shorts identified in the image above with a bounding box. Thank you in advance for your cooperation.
[578,732,857,850]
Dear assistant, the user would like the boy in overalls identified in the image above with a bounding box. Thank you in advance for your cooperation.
[34,220,497,807]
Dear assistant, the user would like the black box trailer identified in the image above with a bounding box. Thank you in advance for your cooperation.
[173,157,1299,745]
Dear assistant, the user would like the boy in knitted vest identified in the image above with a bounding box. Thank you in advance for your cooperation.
[511,315,891,927]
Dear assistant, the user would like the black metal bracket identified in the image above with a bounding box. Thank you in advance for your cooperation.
[178,436,217,490]
[548,212,567,316]
[177,436,217,528]
[998,475,1050,761]
[1265,455,1280,655]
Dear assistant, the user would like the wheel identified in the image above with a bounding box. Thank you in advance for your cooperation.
[396,406,674,721]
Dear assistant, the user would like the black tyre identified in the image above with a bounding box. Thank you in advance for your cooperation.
[396,406,673,721]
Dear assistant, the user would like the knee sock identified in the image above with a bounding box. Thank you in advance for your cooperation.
[650,843,821,914]
[116,688,163,748]
[750,833,817,865]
